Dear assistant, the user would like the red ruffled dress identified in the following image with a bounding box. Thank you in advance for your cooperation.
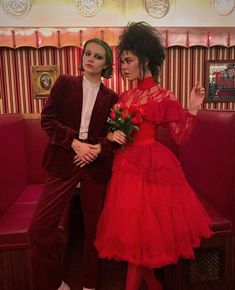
[95,77,212,269]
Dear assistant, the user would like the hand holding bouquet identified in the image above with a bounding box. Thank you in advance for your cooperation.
[108,101,143,141]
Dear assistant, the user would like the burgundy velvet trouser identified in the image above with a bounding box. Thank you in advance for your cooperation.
[28,166,107,290]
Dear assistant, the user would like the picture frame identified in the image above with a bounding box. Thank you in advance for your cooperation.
[31,65,59,99]
[205,60,235,102]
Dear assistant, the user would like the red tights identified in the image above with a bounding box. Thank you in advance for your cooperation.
[125,263,163,290]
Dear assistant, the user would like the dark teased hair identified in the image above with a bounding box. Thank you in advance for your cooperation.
[81,38,113,79]
[117,22,165,82]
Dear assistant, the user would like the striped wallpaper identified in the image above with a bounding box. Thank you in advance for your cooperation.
[0,45,235,114]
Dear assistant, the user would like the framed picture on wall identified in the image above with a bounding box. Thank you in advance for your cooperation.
[205,60,235,102]
[31,65,59,99]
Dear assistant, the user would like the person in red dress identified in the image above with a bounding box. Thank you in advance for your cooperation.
[94,22,213,290]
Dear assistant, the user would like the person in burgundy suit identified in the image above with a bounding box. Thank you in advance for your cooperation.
[28,38,119,290]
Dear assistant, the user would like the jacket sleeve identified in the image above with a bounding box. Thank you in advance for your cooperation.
[41,75,78,150]
[97,92,120,157]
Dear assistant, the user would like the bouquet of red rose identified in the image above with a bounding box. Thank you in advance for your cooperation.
[107,101,143,141]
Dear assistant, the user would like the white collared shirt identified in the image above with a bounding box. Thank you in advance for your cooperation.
[79,75,100,139]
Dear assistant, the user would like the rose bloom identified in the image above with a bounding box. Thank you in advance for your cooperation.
[109,111,117,119]
[128,103,139,114]
[130,115,142,125]
[121,109,129,120]
[114,101,125,112]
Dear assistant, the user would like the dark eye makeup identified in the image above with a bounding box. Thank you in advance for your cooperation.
[84,50,104,61]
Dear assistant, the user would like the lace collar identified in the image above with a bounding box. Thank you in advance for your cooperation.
[137,77,158,90]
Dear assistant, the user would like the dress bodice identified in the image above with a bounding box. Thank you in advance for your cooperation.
[120,77,196,146]
[131,121,157,145]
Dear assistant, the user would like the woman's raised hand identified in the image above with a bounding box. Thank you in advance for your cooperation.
[188,82,205,115]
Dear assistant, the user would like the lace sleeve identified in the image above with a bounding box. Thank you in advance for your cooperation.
[168,112,196,145]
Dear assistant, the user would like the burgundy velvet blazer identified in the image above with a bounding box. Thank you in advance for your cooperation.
[41,75,119,180]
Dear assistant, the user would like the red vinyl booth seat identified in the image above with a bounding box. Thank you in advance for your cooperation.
[158,109,235,290]
[0,110,234,290]
[180,110,235,234]
[0,114,69,290]
[0,114,69,246]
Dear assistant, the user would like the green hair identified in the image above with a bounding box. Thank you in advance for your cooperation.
[82,38,113,79]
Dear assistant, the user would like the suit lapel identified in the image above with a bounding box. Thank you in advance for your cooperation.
[71,77,83,130]
[88,84,107,136]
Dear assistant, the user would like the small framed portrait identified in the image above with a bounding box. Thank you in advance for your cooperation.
[205,60,235,102]
[31,65,59,99]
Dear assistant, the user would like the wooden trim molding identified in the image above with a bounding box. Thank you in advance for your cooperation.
[22,113,41,119]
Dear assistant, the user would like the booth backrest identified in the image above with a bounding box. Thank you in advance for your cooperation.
[0,114,48,218]
[180,110,235,231]
[23,117,48,184]
[0,114,28,217]
[1,111,234,230]
[158,110,235,231]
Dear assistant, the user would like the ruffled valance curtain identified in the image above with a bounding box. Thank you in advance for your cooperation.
[0,27,235,48]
